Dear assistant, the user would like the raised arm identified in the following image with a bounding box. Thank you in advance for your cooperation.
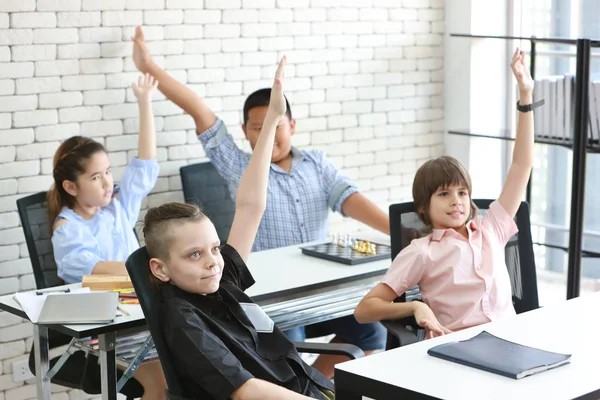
[132,73,159,160]
[227,57,287,262]
[498,48,535,218]
[132,26,217,133]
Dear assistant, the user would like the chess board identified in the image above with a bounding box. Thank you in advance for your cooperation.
[300,240,391,265]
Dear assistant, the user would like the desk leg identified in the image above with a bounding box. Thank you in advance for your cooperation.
[33,325,51,400]
[99,332,118,400]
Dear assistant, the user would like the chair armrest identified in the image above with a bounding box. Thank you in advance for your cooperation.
[292,342,364,360]
[381,319,422,347]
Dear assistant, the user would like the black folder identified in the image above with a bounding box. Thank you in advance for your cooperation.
[427,331,571,379]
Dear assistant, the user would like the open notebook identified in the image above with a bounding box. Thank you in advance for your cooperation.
[427,331,571,379]
[14,289,119,324]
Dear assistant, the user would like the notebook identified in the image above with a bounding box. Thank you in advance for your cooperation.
[427,331,571,379]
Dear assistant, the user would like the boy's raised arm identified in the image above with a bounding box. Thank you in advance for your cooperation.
[498,48,535,218]
[132,26,217,133]
[227,57,287,262]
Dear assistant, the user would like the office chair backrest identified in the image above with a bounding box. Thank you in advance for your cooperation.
[180,162,236,243]
[389,199,539,314]
[125,246,185,397]
[17,191,62,289]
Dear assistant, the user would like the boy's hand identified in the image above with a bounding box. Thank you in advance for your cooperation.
[413,301,452,338]
[132,73,159,103]
[268,56,287,119]
[511,47,534,94]
[132,26,154,73]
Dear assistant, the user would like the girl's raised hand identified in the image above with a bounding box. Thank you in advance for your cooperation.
[132,73,159,102]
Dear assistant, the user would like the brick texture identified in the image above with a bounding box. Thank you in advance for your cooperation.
[0,2,444,398]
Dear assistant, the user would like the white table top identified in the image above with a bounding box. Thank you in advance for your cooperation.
[245,233,391,299]
[0,232,392,336]
[336,291,600,400]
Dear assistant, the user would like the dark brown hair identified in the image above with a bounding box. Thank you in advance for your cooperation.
[412,156,478,226]
[243,88,292,125]
[48,136,107,227]
[143,202,207,262]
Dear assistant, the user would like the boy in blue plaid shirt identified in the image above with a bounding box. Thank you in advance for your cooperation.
[133,26,389,378]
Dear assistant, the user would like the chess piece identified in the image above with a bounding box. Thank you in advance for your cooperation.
[369,243,376,255]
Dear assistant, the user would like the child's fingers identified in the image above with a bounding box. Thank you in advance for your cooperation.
[275,55,286,81]
[138,75,143,88]
[431,324,444,335]
[152,80,159,89]
[424,320,445,335]
[511,47,519,64]
[135,25,144,41]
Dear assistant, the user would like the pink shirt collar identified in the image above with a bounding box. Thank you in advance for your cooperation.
[430,219,478,242]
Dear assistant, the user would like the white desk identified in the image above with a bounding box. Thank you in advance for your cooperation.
[335,291,600,400]
[247,233,390,302]
[0,237,392,400]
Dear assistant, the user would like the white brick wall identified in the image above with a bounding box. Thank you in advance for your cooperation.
[0,2,444,398]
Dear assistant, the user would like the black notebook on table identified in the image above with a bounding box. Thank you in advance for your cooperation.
[427,331,571,379]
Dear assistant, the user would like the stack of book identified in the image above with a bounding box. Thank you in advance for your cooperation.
[533,74,600,145]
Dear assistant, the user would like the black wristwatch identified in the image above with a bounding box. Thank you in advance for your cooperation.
[516,99,545,112]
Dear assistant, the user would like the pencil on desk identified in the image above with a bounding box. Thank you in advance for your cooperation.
[117,304,130,316]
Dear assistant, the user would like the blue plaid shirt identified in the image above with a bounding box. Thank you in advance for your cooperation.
[198,119,359,252]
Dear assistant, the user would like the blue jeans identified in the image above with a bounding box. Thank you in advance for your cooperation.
[284,315,386,351]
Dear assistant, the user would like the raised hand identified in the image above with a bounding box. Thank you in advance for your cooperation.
[132,73,159,103]
[132,26,154,73]
[511,47,534,94]
[268,56,287,119]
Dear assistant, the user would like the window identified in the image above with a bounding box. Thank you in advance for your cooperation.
[513,0,600,304]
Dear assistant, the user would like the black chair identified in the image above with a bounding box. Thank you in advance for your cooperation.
[383,199,540,349]
[17,191,144,399]
[126,246,364,399]
[180,162,236,243]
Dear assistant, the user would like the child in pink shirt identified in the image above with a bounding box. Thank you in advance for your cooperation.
[355,48,538,338]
